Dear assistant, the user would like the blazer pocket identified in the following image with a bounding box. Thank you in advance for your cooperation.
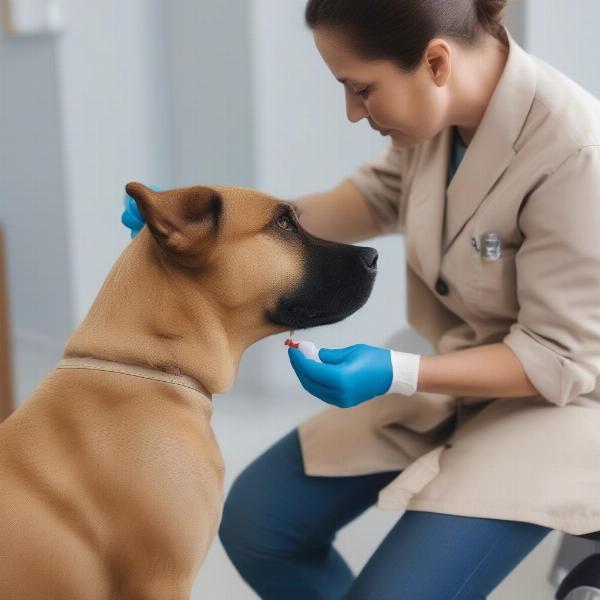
[466,247,520,320]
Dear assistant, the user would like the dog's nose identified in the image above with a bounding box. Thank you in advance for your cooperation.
[360,248,378,270]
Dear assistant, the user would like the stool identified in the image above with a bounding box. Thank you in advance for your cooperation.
[556,531,600,600]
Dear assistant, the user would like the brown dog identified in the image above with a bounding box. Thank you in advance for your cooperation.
[0,182,378,599]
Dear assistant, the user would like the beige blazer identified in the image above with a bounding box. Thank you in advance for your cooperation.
[297,28,600,536]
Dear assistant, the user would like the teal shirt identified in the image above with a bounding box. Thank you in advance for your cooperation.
[447,127,467,186]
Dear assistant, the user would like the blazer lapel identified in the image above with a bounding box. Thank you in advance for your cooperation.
[406,28,537,290]
[405,129,451,290]
[444,29,537,253]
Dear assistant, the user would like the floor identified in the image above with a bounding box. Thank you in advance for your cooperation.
[11,338,564,599]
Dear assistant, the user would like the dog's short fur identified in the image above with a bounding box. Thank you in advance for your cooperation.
[0,183,377,599]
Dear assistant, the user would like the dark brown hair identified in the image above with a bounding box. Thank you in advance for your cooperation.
[305,0,509,71]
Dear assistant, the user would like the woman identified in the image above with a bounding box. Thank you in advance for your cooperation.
[122,1,600,598]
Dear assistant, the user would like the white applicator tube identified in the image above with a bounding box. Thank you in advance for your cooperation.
[284,338,322,363]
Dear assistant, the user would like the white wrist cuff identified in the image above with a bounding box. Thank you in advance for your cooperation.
[388,351,421,396]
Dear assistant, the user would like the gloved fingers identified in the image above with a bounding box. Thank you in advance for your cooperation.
[122,191,134,211]
[289,358,342,403]
[121,208,144,231]
[122,194,144,224]
[318,345,361,365]
[305,381,343,406]
[289,348,337,388]
[289,347,344,388]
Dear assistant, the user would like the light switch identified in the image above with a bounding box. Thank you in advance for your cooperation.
[2,0,65,36]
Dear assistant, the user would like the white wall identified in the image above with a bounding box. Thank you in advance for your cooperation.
[167,0,255,188]
[252,0,388,197]
[0,29,73,346]
[58,0,173,324]
[0,0,173,371]
[525,0,600,98]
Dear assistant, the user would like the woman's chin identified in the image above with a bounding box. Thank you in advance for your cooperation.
[390,131,406,144]
[390,131,419,147]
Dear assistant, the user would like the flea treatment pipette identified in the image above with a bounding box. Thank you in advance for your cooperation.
[284,337,322,363]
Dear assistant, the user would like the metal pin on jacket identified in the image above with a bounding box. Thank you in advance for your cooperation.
[474,232,502,261]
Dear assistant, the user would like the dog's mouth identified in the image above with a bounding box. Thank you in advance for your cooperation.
[266,235,378,331]
[273,304,353,329]
[289,306,339,323]
[268,265,376,330]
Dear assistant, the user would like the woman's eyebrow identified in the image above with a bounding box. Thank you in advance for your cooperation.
[336,76,365,86]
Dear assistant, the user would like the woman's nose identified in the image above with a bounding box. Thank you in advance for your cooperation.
[345,88,368,123]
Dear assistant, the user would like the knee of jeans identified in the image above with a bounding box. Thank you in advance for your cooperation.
[219,469,307,561]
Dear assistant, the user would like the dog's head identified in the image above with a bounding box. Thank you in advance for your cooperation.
[125,182,377,333]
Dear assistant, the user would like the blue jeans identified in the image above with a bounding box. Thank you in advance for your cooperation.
[219,428,552,600]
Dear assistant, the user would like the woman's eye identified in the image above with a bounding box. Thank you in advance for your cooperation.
[276,214,296,231]
[355,88,370,99]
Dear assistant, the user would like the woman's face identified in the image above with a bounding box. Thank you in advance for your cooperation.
[313,27,452,148]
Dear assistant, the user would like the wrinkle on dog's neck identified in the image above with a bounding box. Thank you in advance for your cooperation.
[63,233,257,395]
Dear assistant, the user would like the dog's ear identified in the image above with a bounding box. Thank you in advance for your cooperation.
[125,182,222,266]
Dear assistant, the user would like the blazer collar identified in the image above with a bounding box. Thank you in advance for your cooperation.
[407,28,537,290]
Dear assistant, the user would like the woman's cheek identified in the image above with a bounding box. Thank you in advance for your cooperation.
[414,98,445,137]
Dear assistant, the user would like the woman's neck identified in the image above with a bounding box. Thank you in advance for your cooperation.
[449,35,510,146]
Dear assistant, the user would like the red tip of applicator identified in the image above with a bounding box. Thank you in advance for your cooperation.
[284,338,300,348]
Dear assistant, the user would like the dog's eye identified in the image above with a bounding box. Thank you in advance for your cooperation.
[276,214,296,231]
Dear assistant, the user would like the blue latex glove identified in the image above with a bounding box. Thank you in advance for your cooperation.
[288,343,420,408]
[121,184,160,238]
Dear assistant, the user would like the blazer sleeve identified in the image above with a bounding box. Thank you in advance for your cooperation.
[346,142,406,235]
[503,145,600,407]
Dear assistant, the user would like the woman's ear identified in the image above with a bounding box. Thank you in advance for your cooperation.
[424,38,451,86]
[125,182,222,266]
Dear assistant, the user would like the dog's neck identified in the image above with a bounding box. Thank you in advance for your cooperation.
[63,232,275,395]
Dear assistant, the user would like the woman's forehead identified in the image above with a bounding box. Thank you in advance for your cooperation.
[314,28,363,64]
[313,28,391,81]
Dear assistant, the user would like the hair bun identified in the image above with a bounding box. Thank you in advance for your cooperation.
[305,0,511,71]
[475,0,508,43]
[476,0,508,25]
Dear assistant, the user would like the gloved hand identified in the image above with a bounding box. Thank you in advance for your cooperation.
[121,184,160,238]
[288,343,421,408]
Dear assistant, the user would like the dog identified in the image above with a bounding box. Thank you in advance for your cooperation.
[0,182,378,599]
